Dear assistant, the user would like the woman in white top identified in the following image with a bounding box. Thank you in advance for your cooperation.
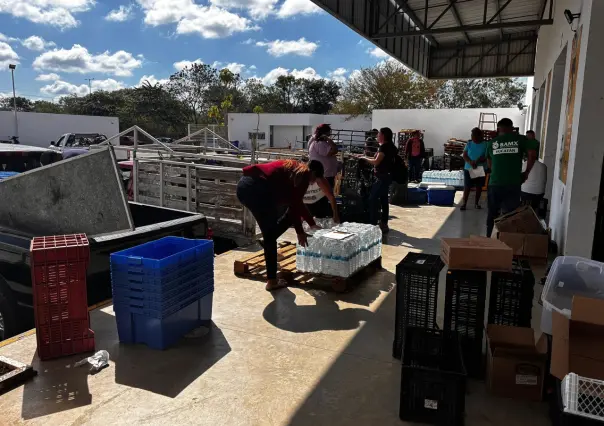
[308,124,339,219]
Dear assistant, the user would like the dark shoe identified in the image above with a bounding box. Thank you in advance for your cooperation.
[475,204,482,209]
[460,205,467,211]
[380,224,390,234]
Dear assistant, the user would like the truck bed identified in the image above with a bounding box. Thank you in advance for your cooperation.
[0,202,208,340]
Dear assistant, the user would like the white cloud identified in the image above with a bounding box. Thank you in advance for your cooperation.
[327,67,348,83]
[242,38,254,45]
[137,0,257,39]
[368,47,390,59]
[0,42,19,68]
[262,66,321,85]
[277,0,322,18]
[138,74,169,86]
[105,5,134,22]
[256,37,318,57]
[213,61,245,74]
[40,78,125,97]
[209,0,279,19]
[0,0,95,29]
[0,33,18,43]
[36,73,61,81]
[249,65,257,70]
[21,36,56,51]
[33,44,143,77]
[173,58,203,71]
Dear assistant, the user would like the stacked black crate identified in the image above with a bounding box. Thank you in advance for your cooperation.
[400,327,467,425]
[443,270,488,378]
[488,259,535,327]
[393,253,444,359]
[340,157,374,223]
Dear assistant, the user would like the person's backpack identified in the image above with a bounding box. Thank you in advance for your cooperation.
[391,154,408,184]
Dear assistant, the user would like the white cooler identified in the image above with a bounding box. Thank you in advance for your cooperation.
[541,256,604,334]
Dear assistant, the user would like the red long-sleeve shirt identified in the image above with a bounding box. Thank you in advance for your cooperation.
[242,160,316,235]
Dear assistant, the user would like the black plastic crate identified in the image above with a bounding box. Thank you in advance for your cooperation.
[444,270,487,378]
[400,327,466,425]
[488,259,535,327]
[550,378,604,425]
[393,253,444,359]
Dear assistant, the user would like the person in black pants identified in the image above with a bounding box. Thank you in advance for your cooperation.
[357,127,398,233]
[405,131,425,182]
[236,160,326,291]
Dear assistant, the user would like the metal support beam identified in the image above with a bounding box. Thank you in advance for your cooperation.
[375,5,402,35]
[494,0,504,38]
[496,39,534,74]
[428,0,456,30]
[432,47,463,75]
[439,35,538,49]
[391,0,439,46]
[373,19,553,38]
[464,43,500,74]
[449,0,471,44]
[487,0,512,25]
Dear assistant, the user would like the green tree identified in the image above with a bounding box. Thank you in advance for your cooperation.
[333,61,441,115]
[32,100,64,114]
[297,79,340,114]
[436,78,526,108]
[165,63,219,124]
[0,96,34,112]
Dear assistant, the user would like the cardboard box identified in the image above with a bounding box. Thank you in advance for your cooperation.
[498,232,549,260]
[495,206,549,260]
[551,296,604,381]
[486,325,547,401]
[441,238,513,271]
[495,206,545,234]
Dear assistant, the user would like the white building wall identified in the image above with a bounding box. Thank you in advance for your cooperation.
[227,113,372,150]
[372,108,524,155]
[0,111,119,148]
[532,0,600,256]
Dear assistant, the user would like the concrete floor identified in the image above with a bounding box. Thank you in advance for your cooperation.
[0,195,551,425]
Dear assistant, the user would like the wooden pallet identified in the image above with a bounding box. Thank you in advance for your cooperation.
[234,241,382,292]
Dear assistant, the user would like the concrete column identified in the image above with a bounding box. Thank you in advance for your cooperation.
[556,0,604,256]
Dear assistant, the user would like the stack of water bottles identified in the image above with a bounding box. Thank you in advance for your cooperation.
[297,222,382,278]
[110,237,214,350]
[422,170,464,187]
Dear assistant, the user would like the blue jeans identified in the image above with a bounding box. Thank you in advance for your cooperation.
[369,176,392,226]
[487,185,521,237]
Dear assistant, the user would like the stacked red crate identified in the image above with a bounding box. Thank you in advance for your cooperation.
[30,234,95,360]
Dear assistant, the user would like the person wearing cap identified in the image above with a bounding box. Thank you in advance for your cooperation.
[486,118,538,237]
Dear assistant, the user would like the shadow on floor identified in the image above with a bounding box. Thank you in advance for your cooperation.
[382,229,439,251]
[96,309,231,399]
[21,354,93,420]
[263,288,372,333]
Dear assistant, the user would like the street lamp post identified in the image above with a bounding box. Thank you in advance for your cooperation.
[8,64,18,138]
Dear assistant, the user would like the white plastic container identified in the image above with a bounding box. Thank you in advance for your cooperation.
[419,181,445,188]
[541,256,604,334]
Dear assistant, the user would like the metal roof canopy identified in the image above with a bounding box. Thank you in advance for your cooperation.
[312,0,554,79]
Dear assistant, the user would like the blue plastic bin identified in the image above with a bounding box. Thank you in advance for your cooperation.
[407,188,427,205]
[110,237,214,278]
[115,291,213,350]
[0,171,19,180]
[427,188,456,206]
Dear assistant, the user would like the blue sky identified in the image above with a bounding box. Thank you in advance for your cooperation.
[0,0,390,101]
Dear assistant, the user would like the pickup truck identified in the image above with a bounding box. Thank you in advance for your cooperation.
[0,202,209,341]
[49,133,108,159]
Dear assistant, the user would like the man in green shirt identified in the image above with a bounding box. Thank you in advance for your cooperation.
[486,118,538,237]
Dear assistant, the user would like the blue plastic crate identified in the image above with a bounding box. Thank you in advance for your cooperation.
[112,272,213,308]
[110,237,214,277]
[113,281,214,319]
[0,171,19,180]
[111,259,213,292]
[407,188,427,205]
[111,267,213,298]
[427,189,456,206]
[115,292,213,350]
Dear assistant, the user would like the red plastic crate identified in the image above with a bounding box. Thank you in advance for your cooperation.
[37,319,95,360]
[30,234,93,360]
[30,234,90,264]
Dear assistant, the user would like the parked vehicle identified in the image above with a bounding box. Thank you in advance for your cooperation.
[0,202,209,341]
[1,144,62,172]
[49,133,108,159]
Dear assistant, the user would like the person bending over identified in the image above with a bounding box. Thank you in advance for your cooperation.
[237,160,325,291]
